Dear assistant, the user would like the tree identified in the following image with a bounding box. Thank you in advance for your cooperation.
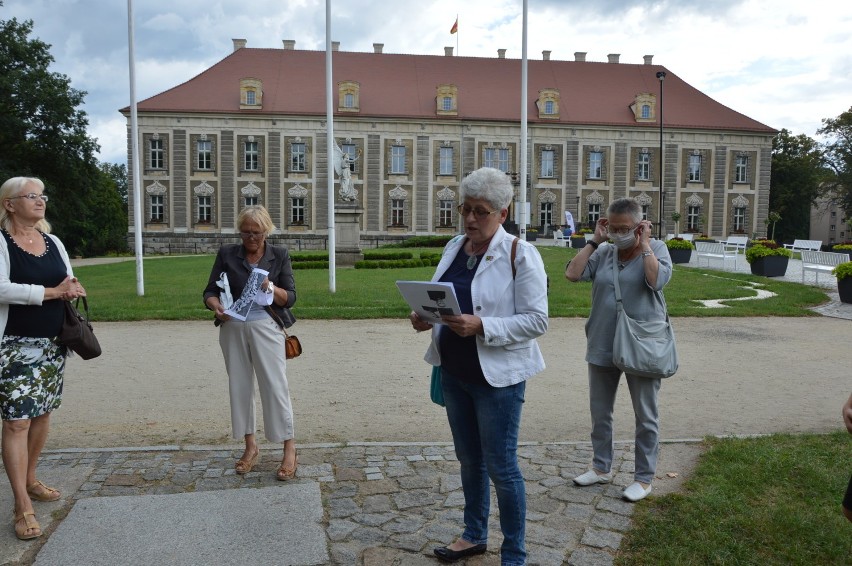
[769,129,826,244]
[817,107,852,218]
[0,13,126,256]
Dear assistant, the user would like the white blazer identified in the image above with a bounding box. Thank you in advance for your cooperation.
[423,225,548,387]
[0,232,74,343]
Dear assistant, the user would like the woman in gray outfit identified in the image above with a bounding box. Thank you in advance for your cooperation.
[565,198,672,502]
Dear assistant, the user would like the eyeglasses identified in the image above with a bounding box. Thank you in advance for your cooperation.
[239,231,265,239]
[457,204,498,220]
[606,224,638,237]
[8,193,48,202]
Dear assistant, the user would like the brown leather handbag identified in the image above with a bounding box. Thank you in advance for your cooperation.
[266,307,302,359]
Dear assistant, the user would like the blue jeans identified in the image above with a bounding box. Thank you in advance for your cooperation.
[441,370,527,566]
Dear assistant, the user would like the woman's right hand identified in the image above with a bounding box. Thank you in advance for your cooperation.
[593,218,609,243]
[207,298,231,322]
[409,311,433,332]
[49,276,85,301]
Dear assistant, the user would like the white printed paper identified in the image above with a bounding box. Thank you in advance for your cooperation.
[396,281,462,324]
[224,268,269,321]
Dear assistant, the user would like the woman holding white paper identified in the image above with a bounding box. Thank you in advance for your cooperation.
[203,205,299,480]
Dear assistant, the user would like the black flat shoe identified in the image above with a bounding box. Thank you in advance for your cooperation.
[433,543,487,563]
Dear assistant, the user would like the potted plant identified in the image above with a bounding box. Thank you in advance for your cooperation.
[571,228,593,248]
[764,211,781,241]
[665,237,694,264]
[832,261,852,303]
[695,234,715,243]
[670,211,682,235]
[525,228,538,242]
[745,239,792,277]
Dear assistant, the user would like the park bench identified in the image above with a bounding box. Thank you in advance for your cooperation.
[783,239,822,254]
[695,241,738,271]
[800,250,850,284]
[553,231,567,246]
[722,235,749,253]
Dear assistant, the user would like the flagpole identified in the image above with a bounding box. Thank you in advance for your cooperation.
[127,0,144,296]
[455,14,459,55]
[325,0,336,292]
[519,0,528,241]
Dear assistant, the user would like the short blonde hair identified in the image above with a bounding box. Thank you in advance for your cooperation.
[237,205,275,235]
[0,177,52,233]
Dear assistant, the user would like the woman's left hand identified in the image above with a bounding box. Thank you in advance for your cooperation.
[441,314,483,337]
[636,220,653,246]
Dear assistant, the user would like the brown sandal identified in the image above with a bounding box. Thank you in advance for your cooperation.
[276,452,298,481]
[14,511,41,540]
[235,451,259,475]
[27,480,61,502]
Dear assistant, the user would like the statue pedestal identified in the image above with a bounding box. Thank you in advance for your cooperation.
[334,205,364,267]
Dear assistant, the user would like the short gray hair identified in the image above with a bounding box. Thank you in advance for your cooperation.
[237,205,276,235]
[0,177,52,233]
[607,198,642,224]
[460,167,513,210]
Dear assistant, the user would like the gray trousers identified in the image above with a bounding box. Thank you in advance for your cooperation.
[587,363,661,484]
[219,317,294,443]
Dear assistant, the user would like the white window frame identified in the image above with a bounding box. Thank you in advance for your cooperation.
[641,104,650,119]
[439,147,453,175]
[641,204,649,220]
[442,96,453,111]
[637,152,650,181]
[484,148,497,169]
[150,139,164,169]
[687,205,700,231]
[439,200,453,227]
[342,143,356,171]
[544,100,554,115]
[290,197,305,225]
[391,145,406,174]
[244,196,258,207]
[688,154,702,181]
[497,148,509,172]
[246,90,256,105]
[197,140,212,170]
[588,203,601,225]
[198,195,212,223]
[733,206,746,231]
[391,198,405,226]
[588,151,603,179]
[150,194,164,222]
[344,93,354,108]
[244,141,259,171]
[291,142,306,172]
[539,201,553,230]
[735,155,749,183]
[540,149,554,178]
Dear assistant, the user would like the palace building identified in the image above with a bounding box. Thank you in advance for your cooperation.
[123,40,776,254]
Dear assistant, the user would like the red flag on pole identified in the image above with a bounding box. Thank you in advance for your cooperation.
[450,18,458,34]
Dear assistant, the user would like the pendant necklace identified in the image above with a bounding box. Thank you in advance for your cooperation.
[466,238,491,270]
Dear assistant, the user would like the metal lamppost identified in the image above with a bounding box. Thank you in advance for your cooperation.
[656,71,666,239]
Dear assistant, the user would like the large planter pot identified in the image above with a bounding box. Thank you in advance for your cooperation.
[749,255,789,277]
[571,238,586,249]
[526,232,537,242]
[668,248,692,264]
[838,277,852,303]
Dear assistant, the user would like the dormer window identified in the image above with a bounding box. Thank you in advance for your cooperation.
[338,81,360,112]
[536,88,559,119]
[240,78,263,109]
[436,84,458,116]
[631,93,656,122]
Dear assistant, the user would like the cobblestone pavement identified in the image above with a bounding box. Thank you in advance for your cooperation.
[31,441,659,566]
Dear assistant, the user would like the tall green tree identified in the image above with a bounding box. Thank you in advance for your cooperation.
[817,106,852,219]
[0,13,126,256]
[769,129,826,244]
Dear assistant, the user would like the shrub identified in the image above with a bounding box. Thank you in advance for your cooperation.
[292,260,329,270]
[363,251,413,260]
[665,237,694,250]
[832,261,852,280]
[745,242,792,264]
[384,235,453,248]
[832,244,852,252]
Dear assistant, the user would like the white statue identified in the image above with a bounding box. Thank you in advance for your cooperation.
[332,142,361,202]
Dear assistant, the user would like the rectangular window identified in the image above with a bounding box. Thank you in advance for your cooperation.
[246,90,256,105]
[540,150,554,178]
[587,203,601,225]
[544,100,554,114]
[197,140,212,170]
[290,198,305,225]
[244,141,259,171]
[244,196,258,207]
[688,154,702,181]
[391,199,404,226]
[150,195,164,222]
[735,155,748,183]
[637,153,650,181]
[344,93,354,108]
[442,96,453,111]
[588,151,603,179]
[733,207,745,231]
[439,147,454,175]
[539,201,553,230]
[150,139,164,169]
[641,204,649,220]
[687,206,700,231]
[830,224,836,231]
[342,143,356,171]
[291,142,306,172]
[439,200,453,227]
[641,104,650,119]
[484,148,497,169]
[391,145,406,174]
[497,148,509,172]
[198,196,212,223]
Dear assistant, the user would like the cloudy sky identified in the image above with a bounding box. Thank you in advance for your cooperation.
[4,0,851,165]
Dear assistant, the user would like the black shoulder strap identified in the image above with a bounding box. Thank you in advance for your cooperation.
[511,237,519,279]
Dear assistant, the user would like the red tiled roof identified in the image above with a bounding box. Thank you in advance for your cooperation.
[128,48,776,134]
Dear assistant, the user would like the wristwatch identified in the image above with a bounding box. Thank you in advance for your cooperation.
[266,282,275,293]
[641,250,654,257]
[586,240,599,249]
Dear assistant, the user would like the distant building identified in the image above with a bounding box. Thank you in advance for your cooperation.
[811,194,850,245]
[122,40,777,253]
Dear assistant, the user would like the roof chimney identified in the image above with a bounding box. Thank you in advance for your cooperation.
[232,38,247,51]
[643,54,654,65]
[332,41,340,51]
[282,40,296,50]
[497,48,506,59]
[373,43,384,54]
[574,51,587,62]
[444,46,454,56]
[542,50,551,61]
[607,53,620,63]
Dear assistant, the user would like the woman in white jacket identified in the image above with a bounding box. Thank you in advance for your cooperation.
[409,167,548,566]
[0,177,86,540]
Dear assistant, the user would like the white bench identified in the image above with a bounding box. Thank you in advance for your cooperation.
[722,235,749,253]
[800,251,850,284]
[783,239,822,254]
[695,241,739,270]
[553,231,567,246]
[678,233,694,241]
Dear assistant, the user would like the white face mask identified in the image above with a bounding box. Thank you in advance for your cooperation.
[611,232,637,250]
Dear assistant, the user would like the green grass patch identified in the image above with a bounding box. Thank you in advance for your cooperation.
[73,247,831,321]
[618,432,852,565]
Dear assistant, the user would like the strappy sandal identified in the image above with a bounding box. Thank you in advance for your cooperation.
[276,452,298,481]
[235,450,259,475]
[27,480,61,502]
[14,511,41,540]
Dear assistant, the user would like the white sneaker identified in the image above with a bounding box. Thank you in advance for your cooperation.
[622,482,652,502]
[573,469,613,486]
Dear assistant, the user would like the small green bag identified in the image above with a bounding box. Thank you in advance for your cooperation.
[430,365,445,407]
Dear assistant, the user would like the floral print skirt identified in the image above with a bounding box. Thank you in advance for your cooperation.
[0,335,65,420]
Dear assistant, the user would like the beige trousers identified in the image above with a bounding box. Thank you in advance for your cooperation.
[218,317,294,443]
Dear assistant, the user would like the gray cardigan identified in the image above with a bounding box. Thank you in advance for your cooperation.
[579,240,672,367]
